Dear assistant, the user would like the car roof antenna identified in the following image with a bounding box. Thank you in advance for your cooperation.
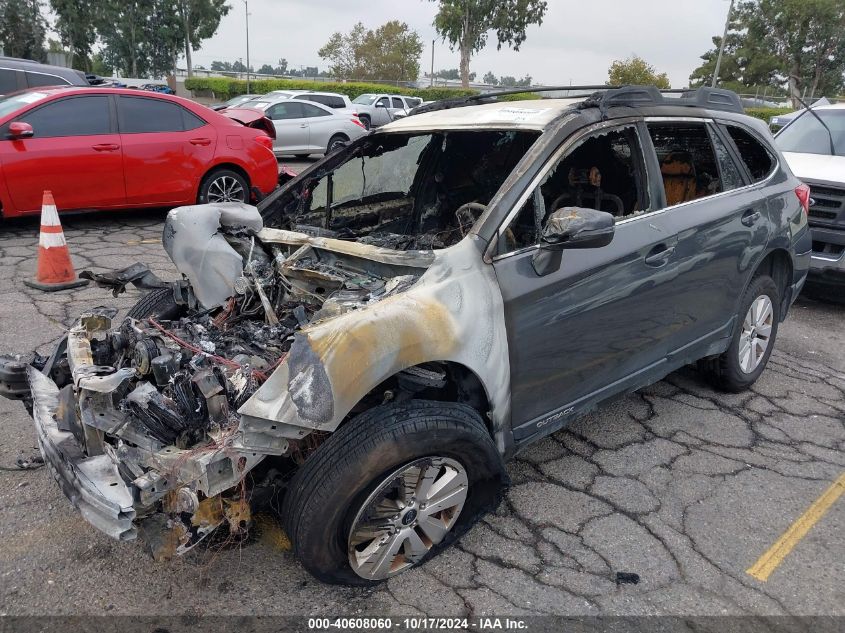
[792,94,837,156]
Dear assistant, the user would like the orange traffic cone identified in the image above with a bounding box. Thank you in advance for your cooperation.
[23,191,89,292]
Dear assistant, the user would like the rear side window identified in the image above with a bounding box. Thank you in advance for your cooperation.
[391,97,404,108]
[25,71,70,88]
[299,94,345,109]
[0,69,19,93]
[301,103,330,118]
[709,128,745,191]
[20,96,110,137]
[726,125,775,182]
[648,123,723,206]
[266,101,304,120]
[119,96,198,133]
[405,97,422,108]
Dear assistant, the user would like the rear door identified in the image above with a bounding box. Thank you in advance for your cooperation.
[644,119,769,352]
[0,94,125,213]
[491,122,692,440]
[299,102,337,152]
[265,101,309,153]
[117,95,215,206]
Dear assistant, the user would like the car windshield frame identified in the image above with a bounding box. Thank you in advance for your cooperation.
[775,108,845,157]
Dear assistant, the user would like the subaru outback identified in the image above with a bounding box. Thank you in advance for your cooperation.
[0,86,811,585]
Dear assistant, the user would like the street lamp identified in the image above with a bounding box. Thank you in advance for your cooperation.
[712,0,735,88]
[243,0,251,92]
[430,39,435,88]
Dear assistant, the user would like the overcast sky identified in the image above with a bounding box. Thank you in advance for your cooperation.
[190,0,732,87]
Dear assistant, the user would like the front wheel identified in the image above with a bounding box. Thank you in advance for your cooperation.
[700,275,780,392]
[126,288,182,321]
[198,168,249,204]
[282,400,506,585]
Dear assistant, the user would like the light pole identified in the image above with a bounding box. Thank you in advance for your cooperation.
[243,0,251,92]
[430,39,435,88]
[712,0,735,88]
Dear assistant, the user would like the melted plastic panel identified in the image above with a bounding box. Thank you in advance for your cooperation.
[162,203,263,309]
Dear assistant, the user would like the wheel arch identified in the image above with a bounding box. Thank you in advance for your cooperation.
[752,248,793,321]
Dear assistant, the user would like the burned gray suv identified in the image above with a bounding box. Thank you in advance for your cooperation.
[0,86,811,585]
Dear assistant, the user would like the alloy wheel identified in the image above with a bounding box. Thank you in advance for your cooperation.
[206,175,245,203]
[739,294,774,373]
[347,456,468,580]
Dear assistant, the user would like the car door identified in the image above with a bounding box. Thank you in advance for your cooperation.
[299,102,337,152]
[265,101,309,153]
[490,122,692,442]
[0,94,125,213]
[117,95,216,206]
[389,97,406,119]
[644,119,769,354]
[373,96,391,126]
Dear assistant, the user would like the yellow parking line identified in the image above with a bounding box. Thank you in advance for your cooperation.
[747,472,845,582]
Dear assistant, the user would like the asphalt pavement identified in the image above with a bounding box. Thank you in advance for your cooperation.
[0,210,842,617]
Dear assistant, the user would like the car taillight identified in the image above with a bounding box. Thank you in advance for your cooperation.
[795,183,811,215]
[255,135,273,151]
[351,116,366,130]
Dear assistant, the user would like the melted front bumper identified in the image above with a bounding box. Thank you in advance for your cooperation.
[27,366,137,541]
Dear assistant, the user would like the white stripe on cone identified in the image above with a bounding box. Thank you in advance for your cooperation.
[39,231,67,248]
[41,203,60,227]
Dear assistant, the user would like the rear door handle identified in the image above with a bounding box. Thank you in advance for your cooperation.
[189,138,211,146]
[742,209,762,227]
[92,143,119,151]
[644,244,676,267]
[299,124,308,128]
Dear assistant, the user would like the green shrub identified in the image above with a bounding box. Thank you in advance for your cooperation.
[184,77,478,101]
[744,106,792,123]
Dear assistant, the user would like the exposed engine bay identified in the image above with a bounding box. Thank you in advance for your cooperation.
[17,127,538,560]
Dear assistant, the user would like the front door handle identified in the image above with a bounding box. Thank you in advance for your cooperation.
[644,244,676,267]
[189,138,211,146]
[92,143,119,151]
[299,124,308,128]
[742,209,762,227]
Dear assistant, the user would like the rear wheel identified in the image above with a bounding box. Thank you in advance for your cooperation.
[198,168,249,204]
[326,134,348,155]
[282,400,506,585]
[700,275,780,392]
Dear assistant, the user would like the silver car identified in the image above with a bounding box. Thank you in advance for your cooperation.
[249,98,368,157]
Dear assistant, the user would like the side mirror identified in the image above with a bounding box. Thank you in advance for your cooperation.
[375,102,386,108]
[532,207,615,276]
[8,121,33,139]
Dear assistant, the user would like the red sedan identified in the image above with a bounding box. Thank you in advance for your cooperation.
[0,87,279,219]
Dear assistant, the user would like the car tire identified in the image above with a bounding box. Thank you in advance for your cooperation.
[197,168,249,204]
[294,154,310,159]
[358,115,371,131]
[282,399,506,586]
[326,134,348,155]
[126,288,182,321]
[700,274,780,392]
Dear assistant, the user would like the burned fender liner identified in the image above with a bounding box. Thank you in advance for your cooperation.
[81,263,170,296]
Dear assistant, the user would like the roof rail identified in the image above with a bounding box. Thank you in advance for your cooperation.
[412,85,745,116]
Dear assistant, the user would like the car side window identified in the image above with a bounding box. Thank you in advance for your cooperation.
[301,103,330,118]
[266,102,304,120]
[647,122,724,206]
[391,97,404,109]
[119,96,188,133]
[0,69,19,93]
[19,96,111,137]
[499,125,650,254]
[377,97,390,108]
[25,71,69,88]
[709,127,745,191]
[181,109,206,131]
[725,125,776,182]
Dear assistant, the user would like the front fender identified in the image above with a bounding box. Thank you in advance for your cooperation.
[236,238,512,454]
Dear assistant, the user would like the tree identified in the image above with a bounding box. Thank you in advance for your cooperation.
[357,21,423,81]
[210,60,232,71]
[738,0,845,106]
[50,0,99,70]
[607,55,671,88]
[257,63,275,75]
[0,0,47,62]
[318,21,368,79]
[175,0,230,77]
[97,0,181,78]
[431,0,548,88]
[276,58,288,74]
[436,68,460,79]
[482,71,498,85]
[319,21,424,81]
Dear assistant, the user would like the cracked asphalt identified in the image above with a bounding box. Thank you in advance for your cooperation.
[0,210,843,617]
